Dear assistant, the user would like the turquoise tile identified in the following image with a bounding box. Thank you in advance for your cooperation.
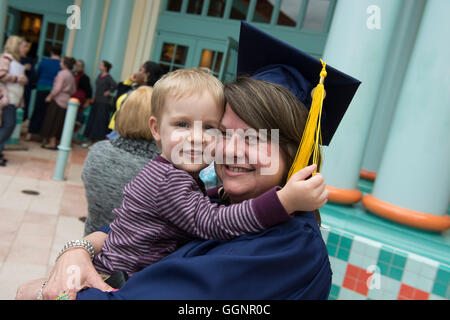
[337,248,350,261]
[327,243,337,257]
[435,267,450,285]
[340,236,353,250]
[392,254,407,268]
[378,250,393,264]
[378,261,390,277]
[389,266,404,281]
[329,284,340,300]
[432,282,447,298]
[327,232,340,245]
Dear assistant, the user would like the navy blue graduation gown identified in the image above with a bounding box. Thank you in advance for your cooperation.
[77,211,332,300]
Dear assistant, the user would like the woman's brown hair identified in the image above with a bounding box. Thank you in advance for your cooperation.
[224,77,322,226]
[62,57,76,70]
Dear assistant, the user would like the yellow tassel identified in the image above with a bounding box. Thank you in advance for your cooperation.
[287,59,327,180]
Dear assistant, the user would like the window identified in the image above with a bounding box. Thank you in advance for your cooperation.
[159,42,189,73]
[252,0,274,24]
[43,22,65,57]
[208,0,226,18]
[199,49,224,77]
[229,0,249,20]
[167,0,182,12]
[277,0,302,27]
[302,0,331,30]
[187,0,204,14]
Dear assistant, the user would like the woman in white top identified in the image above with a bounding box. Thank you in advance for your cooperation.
[0,35,28,166]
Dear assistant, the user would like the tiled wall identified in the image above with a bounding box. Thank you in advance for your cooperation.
[321,225,449,300]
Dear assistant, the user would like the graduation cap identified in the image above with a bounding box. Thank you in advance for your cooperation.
[237,22,361,178]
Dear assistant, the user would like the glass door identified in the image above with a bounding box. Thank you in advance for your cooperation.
[152,33,196,74]
[37,14,68,60]
[193,39,227,78]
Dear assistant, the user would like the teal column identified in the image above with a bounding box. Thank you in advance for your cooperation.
[320,0,401,202]
[370,0,450,217]
[71,0,106,81]
[0,0,7,52]
[98,0,134,82]
[361,0,426,175]
[53,99,79,181]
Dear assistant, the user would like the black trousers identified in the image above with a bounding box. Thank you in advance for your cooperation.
[28,89,50,134]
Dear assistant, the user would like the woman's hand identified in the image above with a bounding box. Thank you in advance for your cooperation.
[104,90,110,97]
[41,248,114,300]
[45,95,52,103]
[277,164,329,213]
[15,278,47,300]
[17,74,28,85]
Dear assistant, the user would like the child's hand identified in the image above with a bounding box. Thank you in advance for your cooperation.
[277,164,329,214]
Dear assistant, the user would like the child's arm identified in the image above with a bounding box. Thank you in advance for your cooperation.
[157,164,325,240]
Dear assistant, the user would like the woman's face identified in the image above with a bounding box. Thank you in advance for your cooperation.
[75,61,84,73]
[99,62,105,72]
[19,41,30,57]
[215,104,287,203]
[132,65,149,85]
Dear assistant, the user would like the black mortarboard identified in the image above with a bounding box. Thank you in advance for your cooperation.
[237,22,361,146]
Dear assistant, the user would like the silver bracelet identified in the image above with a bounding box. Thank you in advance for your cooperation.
[56,239,95,262]
[37,280,47,300]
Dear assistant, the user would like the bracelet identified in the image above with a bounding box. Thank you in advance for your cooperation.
[56,239,95,262]
[36,280,47,300]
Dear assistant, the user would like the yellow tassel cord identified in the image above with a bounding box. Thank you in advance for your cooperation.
[287,59,327,181]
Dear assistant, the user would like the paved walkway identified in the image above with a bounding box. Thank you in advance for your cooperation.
[0,139,88,299]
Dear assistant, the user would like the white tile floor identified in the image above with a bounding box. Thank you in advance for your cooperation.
[0,139,88,299]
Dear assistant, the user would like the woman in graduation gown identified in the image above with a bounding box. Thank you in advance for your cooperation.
[17,22,360,300]
[48,77,333,300]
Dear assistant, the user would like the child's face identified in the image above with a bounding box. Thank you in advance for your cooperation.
[150,90,223,176]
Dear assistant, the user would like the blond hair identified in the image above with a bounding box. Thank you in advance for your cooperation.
[115,86,153,140]
[3,36,24,61]
[151,67,224,120]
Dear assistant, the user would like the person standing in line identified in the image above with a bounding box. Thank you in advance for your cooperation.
[40,57,76,150]
[107,61,164,140]
[0,36,28,166]
[82,60,117,147]
[19,38,35,122]
[26,46,61,140]
[72,60,92,133]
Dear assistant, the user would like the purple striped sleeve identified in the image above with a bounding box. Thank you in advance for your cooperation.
[251,186,292,228]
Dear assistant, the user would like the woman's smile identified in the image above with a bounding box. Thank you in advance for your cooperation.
[224,164,255,175]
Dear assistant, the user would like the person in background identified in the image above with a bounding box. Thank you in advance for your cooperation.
[40,57,76,150]
[0,36,28,167]
[72,60,92,133]
[26,46,61,140]
[81,86,160,235]
[107,61,163,140]
[82,60,117,147]
[19,38,35,122]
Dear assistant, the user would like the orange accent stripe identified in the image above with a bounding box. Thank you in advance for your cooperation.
[326,185,362,204]
[360,169,377,181]
[362,194,450,232]
[69,98,80,103]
